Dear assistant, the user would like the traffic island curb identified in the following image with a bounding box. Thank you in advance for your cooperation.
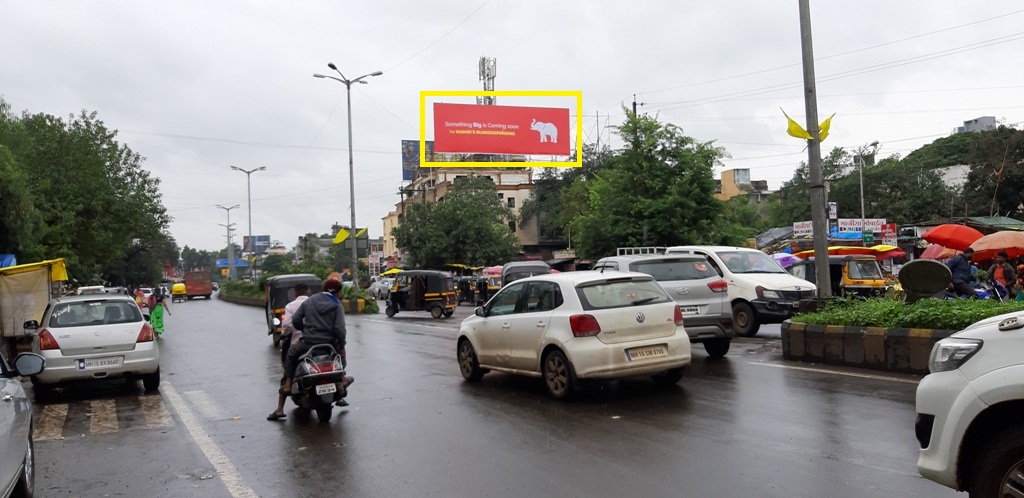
[217,293,265,307]
[781,321,956,375]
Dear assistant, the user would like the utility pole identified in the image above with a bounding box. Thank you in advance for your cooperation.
[217,204,240,280]
[798,0,832,299]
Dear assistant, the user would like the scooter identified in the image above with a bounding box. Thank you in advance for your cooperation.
[289,344,351,423]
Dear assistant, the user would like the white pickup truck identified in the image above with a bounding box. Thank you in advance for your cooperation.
[665,246,816,337]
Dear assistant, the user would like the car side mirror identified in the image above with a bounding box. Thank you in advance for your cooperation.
[23,320,39,332]
[474,307,486,318]
[14,353,44,377]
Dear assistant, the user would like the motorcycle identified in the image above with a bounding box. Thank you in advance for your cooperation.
[289,344,351,423]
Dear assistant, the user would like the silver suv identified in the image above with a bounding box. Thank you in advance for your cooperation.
[593,254,733,357]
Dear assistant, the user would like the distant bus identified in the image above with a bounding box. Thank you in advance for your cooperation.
[184,271,213,300]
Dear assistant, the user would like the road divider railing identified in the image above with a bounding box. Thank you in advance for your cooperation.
[781,321,957,375]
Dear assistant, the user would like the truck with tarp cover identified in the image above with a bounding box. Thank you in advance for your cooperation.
[0,259,68,356]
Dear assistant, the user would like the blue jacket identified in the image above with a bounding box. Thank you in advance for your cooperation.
[947,254,972,285]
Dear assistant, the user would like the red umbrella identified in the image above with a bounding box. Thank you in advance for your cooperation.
[968,231,1024,261]
[921,224,984,251]
[920,243,960,260]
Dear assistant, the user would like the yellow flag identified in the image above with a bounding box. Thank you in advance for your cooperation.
[819,113,835,142]
[355,227,367,238]
[782,108,812,140]
[333,228,350,245]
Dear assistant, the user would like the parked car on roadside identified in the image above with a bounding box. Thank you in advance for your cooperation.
[916,311,1024,496]
[593,254,733,358]
[0,352,45,497]
[26,294,160,398]
[666,246,816,337]
[456,272,692,400]
[368,277,394,299]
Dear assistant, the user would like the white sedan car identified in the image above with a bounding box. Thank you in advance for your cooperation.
[27,294,160,397]
[457,271,692,399]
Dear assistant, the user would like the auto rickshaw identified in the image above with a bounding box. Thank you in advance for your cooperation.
[386,270,457,319]
[787,255,890,297]
[263,273,323,347]
[171,283,187,303]
[474,275,502,306]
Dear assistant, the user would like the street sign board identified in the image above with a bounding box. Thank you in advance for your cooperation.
[862,230,874,244]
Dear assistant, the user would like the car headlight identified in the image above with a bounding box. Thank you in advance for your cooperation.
[756,286,781,299]
[929,338,983,373]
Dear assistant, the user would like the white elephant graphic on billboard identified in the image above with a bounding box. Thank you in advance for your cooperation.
[530,119,558,144]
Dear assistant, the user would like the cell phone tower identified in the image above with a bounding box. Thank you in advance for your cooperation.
[476,56,497,105]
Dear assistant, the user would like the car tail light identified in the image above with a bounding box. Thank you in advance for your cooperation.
[708,279,728,293]
[38,329,60,350]
[569,314,601,337]
[673,305,685,326]
[720,317,733,327]
[137,323,155,343]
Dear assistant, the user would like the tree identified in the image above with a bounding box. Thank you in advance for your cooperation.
[261,254,292,274]
[392,176,520,268]
[567,112,727,259]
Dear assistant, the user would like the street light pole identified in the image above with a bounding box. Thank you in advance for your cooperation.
[216,204,240,280]
[231,165,266,280]
[857,141,879,234]
[314,63,383,289]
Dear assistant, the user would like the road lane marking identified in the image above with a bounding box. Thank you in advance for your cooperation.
[140,394,173,428]
[162,382,258,498]
[184,390,228,420]
[35,404,68,441]
[89,399,119,434]
[747,361,920,384]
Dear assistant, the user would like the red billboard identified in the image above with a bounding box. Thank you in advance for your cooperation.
[433,103,570,156]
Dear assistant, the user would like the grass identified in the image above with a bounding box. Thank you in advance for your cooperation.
[791,297,1024,330]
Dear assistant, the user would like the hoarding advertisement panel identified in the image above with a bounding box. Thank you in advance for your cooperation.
[433,103,570,156]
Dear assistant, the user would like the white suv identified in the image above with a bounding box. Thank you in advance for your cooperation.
[916,311,1024,496]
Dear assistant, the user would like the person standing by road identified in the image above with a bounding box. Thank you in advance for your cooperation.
[947,248,975,298]
[267,283,311,421]
[150,295,171,336]
[987,251,1017,296]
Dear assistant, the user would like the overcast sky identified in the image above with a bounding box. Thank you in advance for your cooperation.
[3,1,1023,253]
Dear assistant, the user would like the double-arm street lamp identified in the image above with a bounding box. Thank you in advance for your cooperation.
[230,165,266,280]
[313,63,383,289]
[216,204,240,280]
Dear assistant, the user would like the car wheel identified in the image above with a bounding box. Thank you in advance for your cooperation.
[732,302,760,337]
[30,377,51,403]
[385,305,397,318]
[703,338,731,358]
[457,339,485,381]
[968,425,1024,498]
[315,403,333,423]
[142,369,160,392]
[11,423,34,498]
[430,306,443,319]
[543,350,575,400]
[651,367,685,386]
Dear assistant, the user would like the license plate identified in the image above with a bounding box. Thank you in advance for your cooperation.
[315,383,337,395]
[76,356,123,371]
[626,345,668,361]
[680,306,700,315]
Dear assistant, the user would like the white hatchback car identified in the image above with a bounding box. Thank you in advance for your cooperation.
[27,294,160,396]
[916,311,1024,496]
[457,271,692,399]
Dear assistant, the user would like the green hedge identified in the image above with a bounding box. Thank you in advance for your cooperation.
[219,280,263,299]
[792,298,1024,330]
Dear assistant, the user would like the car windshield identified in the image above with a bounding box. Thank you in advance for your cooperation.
[717,251,786,274]
[632,259,719,281]
[849,260,883,279]
[48,300,143,327]
[576,279,671,310]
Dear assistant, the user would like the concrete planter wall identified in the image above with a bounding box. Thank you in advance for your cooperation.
[781,320,957,375]
[218,293,265,308]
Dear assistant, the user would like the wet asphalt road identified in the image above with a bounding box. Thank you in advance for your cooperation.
[30,296,957,498]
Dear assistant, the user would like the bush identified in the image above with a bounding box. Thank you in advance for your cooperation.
[339,285,378,314]
[219,279,263,299]
[792,297,1024,330]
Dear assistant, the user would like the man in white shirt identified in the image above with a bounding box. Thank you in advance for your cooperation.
[267,283,311,421]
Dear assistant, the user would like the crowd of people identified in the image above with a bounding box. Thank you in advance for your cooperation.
[946,249,1024,300]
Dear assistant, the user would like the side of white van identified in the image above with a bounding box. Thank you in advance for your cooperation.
[665,246,816,336]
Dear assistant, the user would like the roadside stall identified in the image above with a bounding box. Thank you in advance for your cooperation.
[0,259,68,357]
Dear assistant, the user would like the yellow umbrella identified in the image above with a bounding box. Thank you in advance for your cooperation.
[379,268,402,276]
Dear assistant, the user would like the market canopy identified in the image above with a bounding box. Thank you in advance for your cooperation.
[793,245,905,261]
[921,224,984,252]
[0,258,68,281]
[968,231,1024,261]
[379,268,402,276]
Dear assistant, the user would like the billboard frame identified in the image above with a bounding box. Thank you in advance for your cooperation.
[419,90,583,168]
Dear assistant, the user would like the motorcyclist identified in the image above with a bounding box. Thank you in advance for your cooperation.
[279,279,353,405]
[946,248,975,298]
